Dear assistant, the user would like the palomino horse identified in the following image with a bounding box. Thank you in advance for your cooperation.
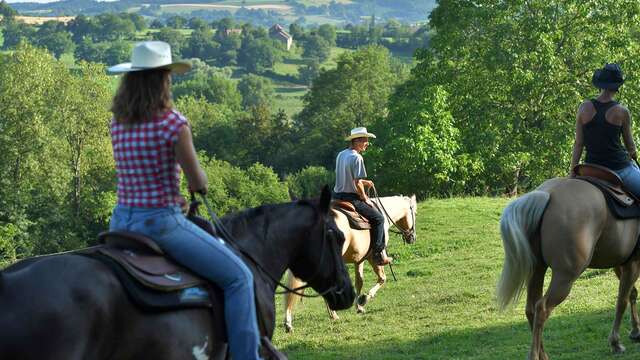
[0,187,355,359]
[497,177,640,360]
[284,195,417,332]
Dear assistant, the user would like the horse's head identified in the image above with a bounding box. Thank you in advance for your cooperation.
[288,186,355,311]
[394,194,417,244]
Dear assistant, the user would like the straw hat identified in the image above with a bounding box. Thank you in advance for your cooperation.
[107,41,191,74]
[345,127,376,141]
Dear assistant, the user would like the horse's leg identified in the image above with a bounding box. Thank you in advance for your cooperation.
[530,271,576,360]
[283,271,306,333]
[609,262,640,353]
[357,261,387,313]
[526,264,548,330]
[630,285,640,341]
[614,266,640,341]
[354,261,366,313]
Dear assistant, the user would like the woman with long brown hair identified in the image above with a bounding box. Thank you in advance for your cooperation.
[107,41,271,359]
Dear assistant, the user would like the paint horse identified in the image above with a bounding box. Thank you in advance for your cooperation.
[284,195,417,332]
[497,165,640,360]
[0,187,355,359]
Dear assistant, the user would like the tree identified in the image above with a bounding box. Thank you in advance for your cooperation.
[288,22,305,40]
[102,40,132,65]
[94,13,135,41]
[298,59,320,86]
[286,166,334,199]
[154,27,186,59]
[183,27,219,61]
[166,15,187,29]
[2,21,36,49]
[188,17,209,31]
[237,74,275,109]
[0,43,114,258]
[317,24,336,46]
[35,21,75,58]
[302,34,330,62]
[292,45,401,169]
[67,15,96,43]
[414,0,640,194]
[0,0,17,18]
[237,38,282,73]
[172,74,242,110]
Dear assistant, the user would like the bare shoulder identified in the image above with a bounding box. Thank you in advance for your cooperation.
[613,103,631,117]
[577,100,595,123]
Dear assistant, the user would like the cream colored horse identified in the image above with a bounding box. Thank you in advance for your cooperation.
[283,195,417,332]
[497,177,640,360]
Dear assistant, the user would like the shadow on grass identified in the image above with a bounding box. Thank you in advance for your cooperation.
[282,309,640,360]
[283,58,307,65]
[274,86,307,94]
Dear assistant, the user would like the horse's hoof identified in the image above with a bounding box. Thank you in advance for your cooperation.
[284,323,293,333]
[611,343,626,354]
[629,329,640,342]
[356,294,369,306]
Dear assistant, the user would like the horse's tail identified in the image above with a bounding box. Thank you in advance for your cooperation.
[496,190,550,310]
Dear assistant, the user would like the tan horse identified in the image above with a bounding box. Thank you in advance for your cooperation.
[283,195,417,332]
[497,177,640,360]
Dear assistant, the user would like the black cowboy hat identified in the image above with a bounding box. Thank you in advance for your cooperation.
[592,63,624,91]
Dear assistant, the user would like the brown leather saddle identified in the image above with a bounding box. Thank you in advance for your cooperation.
[97,231,208,291]
[331,200,371,230]
[574,164,635,206]
[573,163,640,219]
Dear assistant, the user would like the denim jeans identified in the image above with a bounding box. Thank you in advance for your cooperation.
[110,205,261,360]
[614,161,640,199]
[333,192,386,253]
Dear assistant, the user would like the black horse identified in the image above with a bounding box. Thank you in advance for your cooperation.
[0,187,354,359]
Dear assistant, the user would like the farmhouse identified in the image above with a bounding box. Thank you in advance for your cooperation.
[269,24,293,51]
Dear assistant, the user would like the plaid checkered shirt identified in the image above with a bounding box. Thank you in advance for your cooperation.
[110,109,188,208]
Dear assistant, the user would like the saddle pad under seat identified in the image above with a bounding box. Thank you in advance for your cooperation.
[576,177,640,219]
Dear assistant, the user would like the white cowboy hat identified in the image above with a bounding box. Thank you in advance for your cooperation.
[107,41,191,74]
[345,127,376,141]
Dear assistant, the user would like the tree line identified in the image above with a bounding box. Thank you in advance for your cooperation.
[2,0,639,263]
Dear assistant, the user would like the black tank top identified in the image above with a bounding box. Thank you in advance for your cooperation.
[583,99,629,170]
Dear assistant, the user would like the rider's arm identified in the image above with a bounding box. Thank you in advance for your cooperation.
[621,107,637,160]
[570,103,587,175]
[354,179,368,201]
[175,125,208,193]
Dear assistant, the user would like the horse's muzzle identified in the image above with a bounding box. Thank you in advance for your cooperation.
[324,281,355,311]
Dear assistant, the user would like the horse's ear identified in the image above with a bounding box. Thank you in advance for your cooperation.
[319,185,331,214]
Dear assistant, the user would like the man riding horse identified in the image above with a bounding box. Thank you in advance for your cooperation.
[332,127,392,266]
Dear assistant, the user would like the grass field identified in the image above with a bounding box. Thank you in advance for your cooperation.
[272,197,640,359]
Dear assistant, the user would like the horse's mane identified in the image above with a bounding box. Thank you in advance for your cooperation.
[220,200,317,241]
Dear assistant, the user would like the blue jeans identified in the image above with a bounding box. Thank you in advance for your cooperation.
[615,161,640,199]
[110,205,261,360]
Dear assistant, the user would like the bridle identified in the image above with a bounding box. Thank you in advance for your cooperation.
[370,186,416,243]
[198,194,347,298]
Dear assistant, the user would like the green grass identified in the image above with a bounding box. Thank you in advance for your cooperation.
[272,197,640,359]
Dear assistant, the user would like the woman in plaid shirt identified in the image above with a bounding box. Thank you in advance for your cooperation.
[107,42,268,360]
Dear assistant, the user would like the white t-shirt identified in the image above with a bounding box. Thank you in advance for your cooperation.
[333,148,367,194]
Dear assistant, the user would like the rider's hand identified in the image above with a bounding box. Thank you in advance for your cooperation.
[365,198,375,207]
[189,185,207,195]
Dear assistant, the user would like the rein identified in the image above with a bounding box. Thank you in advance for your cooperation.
[197,193,342,299]
[369,186,416,242]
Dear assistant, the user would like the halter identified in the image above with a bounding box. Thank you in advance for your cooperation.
[198,194,347,299]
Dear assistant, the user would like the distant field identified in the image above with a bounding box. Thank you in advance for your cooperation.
[14,15,74,25]
[159,3,293,13]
